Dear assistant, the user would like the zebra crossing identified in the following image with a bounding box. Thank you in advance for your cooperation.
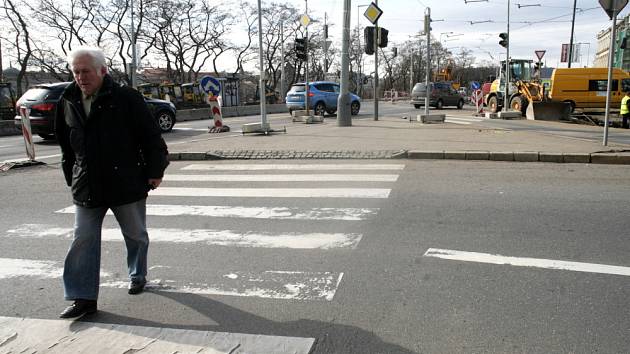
[1,161,404,352]
[0,163,404,301]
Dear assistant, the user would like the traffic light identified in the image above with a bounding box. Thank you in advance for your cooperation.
[364,26,375,55]
[295,38,307,61]
[324,24,328,39]
[392,47,398,57]
[378,27,389,48]
[499,32,508,48]
[534,62,541,71]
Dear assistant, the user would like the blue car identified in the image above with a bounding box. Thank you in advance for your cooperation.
[285,81,361,116]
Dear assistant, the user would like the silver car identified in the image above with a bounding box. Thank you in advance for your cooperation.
[410,81,465,109]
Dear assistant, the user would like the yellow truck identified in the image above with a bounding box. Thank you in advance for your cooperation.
[548,68,630,111]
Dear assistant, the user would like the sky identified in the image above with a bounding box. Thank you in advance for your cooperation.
[285,0,630,68]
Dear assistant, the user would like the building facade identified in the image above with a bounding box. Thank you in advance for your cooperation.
[594,14,630,70]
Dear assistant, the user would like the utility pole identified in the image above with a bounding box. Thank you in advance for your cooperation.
[409,50,414,95]
[130,0,137,88]
[0,38,3,82]
[504,0,510,111]
[337,0,352,126]
[280,21,285,103]
[305,0,310,116]
[424,8,431,116]
[373,0,379,121]
[568,0,577,68]
[324,12,328,78]
[257,0,267,127]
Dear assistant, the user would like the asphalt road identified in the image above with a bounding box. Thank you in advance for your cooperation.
[1,159,628,353]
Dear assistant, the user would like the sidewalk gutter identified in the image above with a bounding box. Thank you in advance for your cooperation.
[168,150,630,164]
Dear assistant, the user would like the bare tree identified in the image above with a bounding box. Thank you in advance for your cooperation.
[2,0,33,95]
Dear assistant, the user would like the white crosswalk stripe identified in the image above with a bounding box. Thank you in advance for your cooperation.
[445,115,487,125]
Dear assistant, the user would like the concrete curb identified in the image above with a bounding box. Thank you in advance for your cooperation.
[168,150,630,164]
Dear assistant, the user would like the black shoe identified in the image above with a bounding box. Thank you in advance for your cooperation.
[128,280,146,295]
[59,299,97,319]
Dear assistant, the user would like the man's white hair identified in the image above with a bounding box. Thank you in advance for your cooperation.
[67,46,107,72]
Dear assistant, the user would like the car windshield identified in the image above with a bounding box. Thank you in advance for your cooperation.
[413,83,432,92]
[290,85,306,93]
[21,87,64,101]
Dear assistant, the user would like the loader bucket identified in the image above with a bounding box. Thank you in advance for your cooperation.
[525,101,571,121]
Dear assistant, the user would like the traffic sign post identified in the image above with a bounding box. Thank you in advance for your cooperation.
[200,75,228,133]
[599,0,629,145]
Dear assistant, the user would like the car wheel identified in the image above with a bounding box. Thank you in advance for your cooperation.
[314,102,326,116]
[351,101,360,115]
[436,100,443,109]
[38,133,56,140]
[156,111,175,132]
[414,104,421,109]
[564,100,576,113]
[457,99,464,109]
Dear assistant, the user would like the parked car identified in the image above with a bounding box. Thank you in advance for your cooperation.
[285,81,361,116]
[14,82,177,139]
[410,81,465,109]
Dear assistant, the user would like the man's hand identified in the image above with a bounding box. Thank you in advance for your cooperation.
[148,178,162,190]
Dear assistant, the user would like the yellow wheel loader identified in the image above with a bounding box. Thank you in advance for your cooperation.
[484,59,570,120]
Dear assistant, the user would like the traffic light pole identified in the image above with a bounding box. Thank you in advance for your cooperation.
[373,0,379,121]
[424,8,431,117]
[504,0,510,111]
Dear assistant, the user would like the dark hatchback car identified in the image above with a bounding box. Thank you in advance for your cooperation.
[410,81,465,110]
[15,82,177,139]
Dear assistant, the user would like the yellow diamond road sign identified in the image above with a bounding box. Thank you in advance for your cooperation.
[364,2,383,24]
[300,14,311,27]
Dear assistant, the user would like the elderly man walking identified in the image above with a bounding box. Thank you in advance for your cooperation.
[55,46,169,318]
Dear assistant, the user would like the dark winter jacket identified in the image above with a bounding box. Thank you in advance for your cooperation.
[55,75,169,208]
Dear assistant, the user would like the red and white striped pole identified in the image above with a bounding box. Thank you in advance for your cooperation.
[19,107,35,161]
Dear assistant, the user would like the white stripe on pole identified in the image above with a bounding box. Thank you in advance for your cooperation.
[164,174,399,182]
[424,248,630,277]
[7,224,363,249]
[150,187,391,198]
[57,204,380,221]
[182,164,406,171]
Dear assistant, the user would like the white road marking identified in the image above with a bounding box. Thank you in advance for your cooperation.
[164,173,399,182]
[1,153,61,163]
[7,224,363,249]
[0,258,110,279]
[182,163,406,171]
[0,316,315,354]
[151,187,391,198]
[56,204,380,221]
[102,271,344,301]
[0,257,342,301]
[172,127,209,132]
[424,248,630,277]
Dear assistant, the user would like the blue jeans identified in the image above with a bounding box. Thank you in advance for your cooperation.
[63,198,149,300]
